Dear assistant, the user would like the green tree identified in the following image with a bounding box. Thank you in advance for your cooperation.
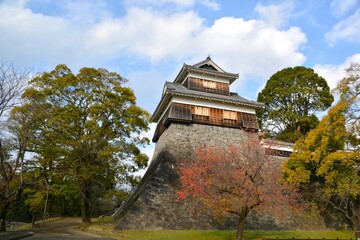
[257,66,334,142]
[20,65,150,223]
[282,100,360,236]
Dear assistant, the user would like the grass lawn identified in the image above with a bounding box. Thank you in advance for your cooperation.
[80,217,354,240]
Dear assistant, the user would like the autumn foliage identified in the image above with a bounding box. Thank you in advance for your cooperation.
[177,133,296,240]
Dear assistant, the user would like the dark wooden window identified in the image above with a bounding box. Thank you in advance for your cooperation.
[241,113,258,129]
[169,103,192,121]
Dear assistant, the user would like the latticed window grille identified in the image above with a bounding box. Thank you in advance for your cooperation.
[194,106,210,116]
[203,80,216,89]
[223,110,237,120]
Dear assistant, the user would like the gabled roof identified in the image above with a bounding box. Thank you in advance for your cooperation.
[173,57,239,85]
[151,82,265,122]
[193,56,226,72]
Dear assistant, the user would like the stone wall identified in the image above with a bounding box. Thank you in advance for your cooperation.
[114,123,326,231]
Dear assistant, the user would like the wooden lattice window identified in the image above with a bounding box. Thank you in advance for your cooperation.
[241,112,258,129]
[169,103,192,120]
[203,80,216,89]
[194,106,210,116]
[223,110,237,120]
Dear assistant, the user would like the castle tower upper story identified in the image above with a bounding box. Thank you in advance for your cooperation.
[151,57,265,142]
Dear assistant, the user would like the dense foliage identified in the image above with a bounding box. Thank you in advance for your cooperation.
[257,66,333,142]
[282,64,360,237]
[0,64,150,227]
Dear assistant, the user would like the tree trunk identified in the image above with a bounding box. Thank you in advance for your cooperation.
[235,208,249,240]
[0,203,9,232]
[352,215,360,240]
[31,214,36,229]
[80,185,91,224]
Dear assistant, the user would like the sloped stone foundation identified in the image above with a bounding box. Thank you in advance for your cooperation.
[114,123,326,231]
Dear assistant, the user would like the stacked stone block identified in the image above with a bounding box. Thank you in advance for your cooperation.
[114,123,326,231]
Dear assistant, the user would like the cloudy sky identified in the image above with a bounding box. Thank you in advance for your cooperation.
[1,0,360,159]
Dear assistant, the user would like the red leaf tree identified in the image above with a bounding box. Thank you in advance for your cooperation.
[177,133,297,240]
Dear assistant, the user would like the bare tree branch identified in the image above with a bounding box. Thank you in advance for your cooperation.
[0,62,30,118]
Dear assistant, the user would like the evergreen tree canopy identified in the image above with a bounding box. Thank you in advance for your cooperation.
[257,66,334,142]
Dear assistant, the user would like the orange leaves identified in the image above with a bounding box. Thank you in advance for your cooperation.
[176,132,294,220]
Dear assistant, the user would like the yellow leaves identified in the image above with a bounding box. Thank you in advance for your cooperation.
[282,156,311,187]
[282,101,349,188]
[282,98,360,222]
[21,87,45,101]
[317,151,360,199]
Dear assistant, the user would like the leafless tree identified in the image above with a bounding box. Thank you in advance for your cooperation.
[0,62,29,118]
[0,62,30,232]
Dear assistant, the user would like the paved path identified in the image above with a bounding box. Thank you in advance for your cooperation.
[0,218,115,240]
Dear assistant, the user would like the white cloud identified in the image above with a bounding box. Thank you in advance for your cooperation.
[193,17,306,82]
[326,9,360,45]
[86,8,204,62]
[0,1,306,87]
[330,0,359,17]
[128,0,195,7]
[62,0,113,25]
[314,54,360,90]
[255,0,294,28]
[0,0,310,165]
[200,0,220,10]
[0,1,86,68]
[123,0,220,10]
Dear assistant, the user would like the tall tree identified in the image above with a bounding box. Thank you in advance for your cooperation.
[282,99,360,237]
[257,66,334,142]
[0,102,49,231]
[0,63,30,232]
[177,133,296,240]
[20,64,150,223]
[336,63,360,148]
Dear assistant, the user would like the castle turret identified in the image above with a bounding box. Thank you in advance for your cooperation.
[113,58,321,231]
[152,57,263,142]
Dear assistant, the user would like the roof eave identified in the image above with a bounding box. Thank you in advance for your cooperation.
[151,92,264,123]
[150,93,171,122]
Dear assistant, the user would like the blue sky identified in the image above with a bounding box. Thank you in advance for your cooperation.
[1,0,360,159]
